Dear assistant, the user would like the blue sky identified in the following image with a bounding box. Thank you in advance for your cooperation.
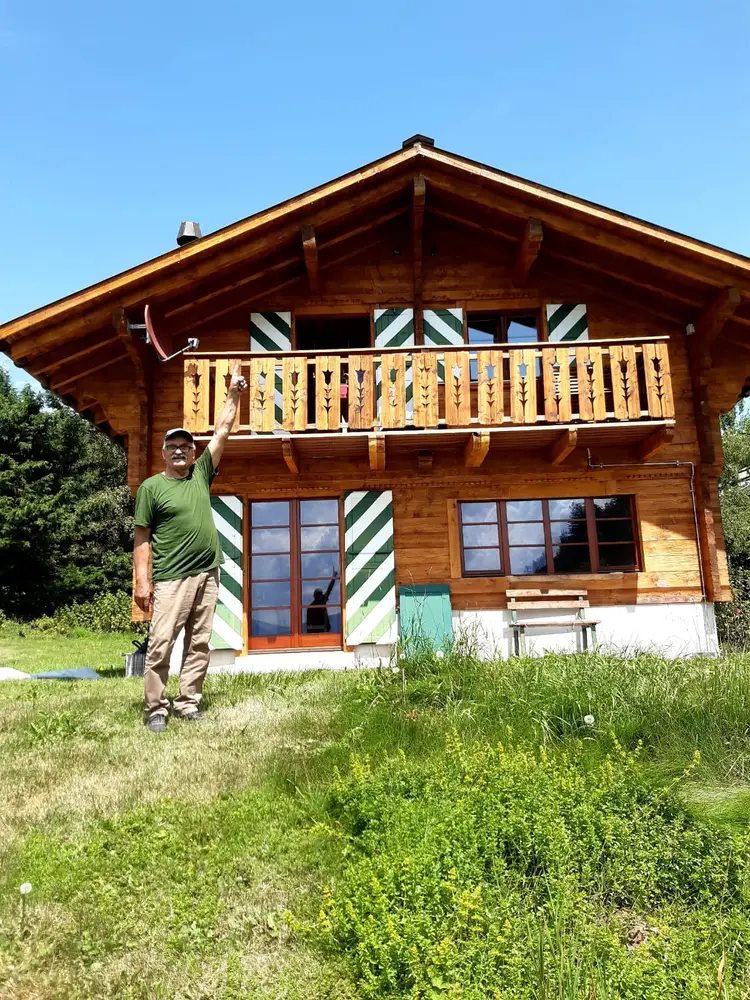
[2,0,749,388]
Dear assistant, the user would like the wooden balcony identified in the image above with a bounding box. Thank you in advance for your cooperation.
[182,337,675,466]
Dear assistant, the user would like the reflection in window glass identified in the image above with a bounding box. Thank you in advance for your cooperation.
[506,315,538,344]
[462,523,500,548]
[463,548,502,573]
[252,554,290,580]
[596,520,634,543]
[300,499,339,525]
[507,522,545,546]
[251,608,291,637]
[548,499,586,520]
[251,528,290,553]
[301,580,341,605]
[301,525,339,551]
[509,547,547,575]
[251,582,291,608]
[460,502,497,523]
[550,520,588,544]
[251,502,290,527]
[303,609,342,635]
[301,552,340,579]
[594,497,631,518]
[552,546,591,573]
[506,500,543,522]
[599,544,637,568]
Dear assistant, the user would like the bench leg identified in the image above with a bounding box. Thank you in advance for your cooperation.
[512,626,520,657]
[590,624,597,650]
[520,626,527,657]
[582,625,589,652]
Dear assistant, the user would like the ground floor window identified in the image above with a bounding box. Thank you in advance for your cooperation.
[458,496,639,576]
[249,498,342,648]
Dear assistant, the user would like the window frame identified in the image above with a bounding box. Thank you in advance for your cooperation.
[458,496,641,578]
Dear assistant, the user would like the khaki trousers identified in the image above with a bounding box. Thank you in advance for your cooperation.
[144,568,219,719]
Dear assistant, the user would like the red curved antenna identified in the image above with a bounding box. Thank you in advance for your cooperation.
[144,304,174,362]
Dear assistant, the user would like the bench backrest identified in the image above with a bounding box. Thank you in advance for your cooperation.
[507,588,589,610]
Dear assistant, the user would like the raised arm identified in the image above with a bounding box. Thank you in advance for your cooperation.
[324,568,339,602]
[133,526,153,613]
[208,364,248,468]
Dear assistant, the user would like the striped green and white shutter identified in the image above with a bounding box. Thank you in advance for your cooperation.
[375,308,414,421]
[344,490,397,646]
[546,304,588,342]
[423,308,464,382]
[546,305,588,394]
[210,496,244,651]
[250,312,291,427]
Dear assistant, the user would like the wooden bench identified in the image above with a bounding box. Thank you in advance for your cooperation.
[507,589,600,656]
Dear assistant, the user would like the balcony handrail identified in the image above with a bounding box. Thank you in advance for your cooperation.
[188,334,670,360]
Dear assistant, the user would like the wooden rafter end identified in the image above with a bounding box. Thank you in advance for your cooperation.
[368,432,386,471]
[547,428,577,465]
[514,217,543,284]
[301,225,320,293]
[282,439,300,474]
[637,425,675,462]
[464,431,490,468]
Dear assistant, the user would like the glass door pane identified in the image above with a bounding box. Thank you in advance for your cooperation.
[299,499,341,636]
[250,501,291,638]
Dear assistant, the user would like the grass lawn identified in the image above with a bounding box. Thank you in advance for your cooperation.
[1,632,750,998]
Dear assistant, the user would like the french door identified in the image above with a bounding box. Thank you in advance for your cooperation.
[248,498,343,649]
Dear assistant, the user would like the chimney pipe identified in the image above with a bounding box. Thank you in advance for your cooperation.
[176,221,202,246]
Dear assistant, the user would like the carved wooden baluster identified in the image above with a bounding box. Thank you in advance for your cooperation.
[445,350,471,426]
[348,354,374,429]
[282,355,307,431]
[380,352,406,429]
[413,351,439,427]
[510,348,536,424]
[249,356,277,432]
[476,349,503,425]
[643,342,674,419]
[214,358,242,432]
[609,345,640,420]
[183,358,211,433]
[575,346,604,422]
[315,355,341,430]
[542,346,560,423]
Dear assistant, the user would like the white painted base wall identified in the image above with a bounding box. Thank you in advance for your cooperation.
[453,602,720,660]
[166,604,719,676]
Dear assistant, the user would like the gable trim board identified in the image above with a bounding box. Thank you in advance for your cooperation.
[250,312,291,427]
[210,495,244,651]
[344,490,398,646]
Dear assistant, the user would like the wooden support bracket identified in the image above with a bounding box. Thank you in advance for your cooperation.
[282,439,300,473]
[417,449,434,473]
[514,217,543,285]
[369,432,386,471]
[637,425,675,462]
[412,174,426,339]
[548,427,577,465]
[691,285,741,364]
[464,431,490,468]
[301,224,320,293]
[50,352,129,392]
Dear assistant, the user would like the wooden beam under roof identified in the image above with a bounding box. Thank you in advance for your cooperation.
[24,333,120,376]
[368,432,385,470]
[49,352,129,393]
[514,218,543,284]
[301,225,320,293]
[464,431,490,467]
[547,428,577,465]
[282,439,300,473]
[690,285,742,363]
[637,425,675,462]
[412,174,426,339]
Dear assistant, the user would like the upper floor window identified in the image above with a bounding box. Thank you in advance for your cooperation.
[466,312,539,347]
[295,316,371,352]
[458,496,639,577]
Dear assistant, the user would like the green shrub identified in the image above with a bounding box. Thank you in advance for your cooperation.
[29,591,141,635]
[716,566,750,649]
[310,734,750,998]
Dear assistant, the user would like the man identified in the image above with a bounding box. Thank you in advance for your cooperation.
[134,364,247,733]
[305,569,339,634]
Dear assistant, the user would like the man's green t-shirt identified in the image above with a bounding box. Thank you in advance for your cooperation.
[134,448,223,582]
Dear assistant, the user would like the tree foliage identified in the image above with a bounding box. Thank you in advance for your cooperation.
[0,367,133,618]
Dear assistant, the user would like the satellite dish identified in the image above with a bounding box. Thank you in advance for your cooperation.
[144,304,199,363]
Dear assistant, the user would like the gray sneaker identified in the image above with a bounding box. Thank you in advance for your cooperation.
[145,715,167,733]
[180,711,205,723]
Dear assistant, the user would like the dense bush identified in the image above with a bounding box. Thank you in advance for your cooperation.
[312,734,750,998]
[0,591,140,635]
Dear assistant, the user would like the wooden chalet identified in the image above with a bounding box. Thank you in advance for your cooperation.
[3,135,749,665]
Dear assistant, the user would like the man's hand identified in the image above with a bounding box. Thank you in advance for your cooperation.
[228,364,248,397]
[134,578,154,614]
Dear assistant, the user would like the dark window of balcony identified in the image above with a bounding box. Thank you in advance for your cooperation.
[295,317,371,352]
[466,312,539,346]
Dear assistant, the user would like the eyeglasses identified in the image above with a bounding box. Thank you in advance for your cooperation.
[165,443,194,453]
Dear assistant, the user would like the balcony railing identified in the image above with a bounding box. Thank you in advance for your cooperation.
[182,337,674,436]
